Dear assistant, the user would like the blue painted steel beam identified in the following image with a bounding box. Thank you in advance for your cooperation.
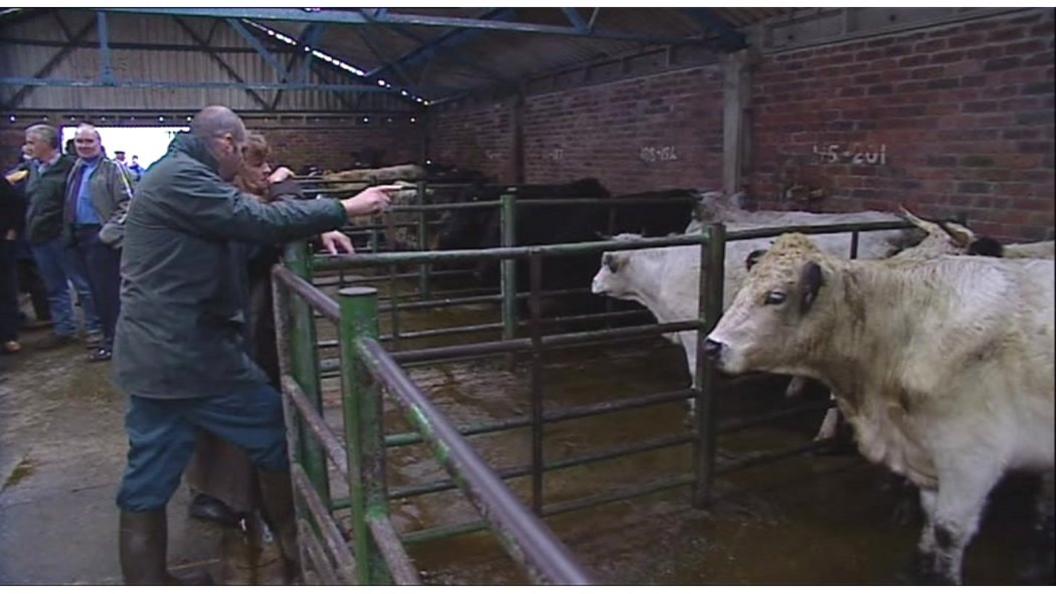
[0,77,405,93]
[561,8,588,33]
[96,11,115,85]
[226,18,289,80]
[103,8,703,45]
[365,8,513,80]
[682,8,747,51]
[297,24,325,85]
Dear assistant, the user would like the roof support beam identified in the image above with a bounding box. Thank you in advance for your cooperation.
[226,17,289,80]
[365,8,512,82]
[97,11,115,85]
[561,8,588,33]
[2,18,95,110]
[682,8,747,51]
[171,16,271,110]
[0,77,403,93]
[104,8,704,45]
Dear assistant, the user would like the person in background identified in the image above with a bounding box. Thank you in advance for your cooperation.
[23,123,101,350]
[63,124,133,362]
[128,155,144,182]
[5,155,50,328]
[113,105,395,585]
[0,172,22,354]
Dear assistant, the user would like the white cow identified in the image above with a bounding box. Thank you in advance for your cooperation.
[591,205,913,407]
[893,206,1055,260]
[705,233,1055,584]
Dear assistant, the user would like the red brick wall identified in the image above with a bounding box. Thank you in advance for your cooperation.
[249,121,423,173]
[750,9,1055,242]
[426,100,516,182]
[428,66,726,194]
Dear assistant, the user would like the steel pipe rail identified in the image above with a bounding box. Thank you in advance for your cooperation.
[281,375,350,478]
[355,337,594,585]
[274,266,340,323]
[367,517,422,585]
[291,465,358,584]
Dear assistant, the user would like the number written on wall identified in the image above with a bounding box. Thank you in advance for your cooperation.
[545,148,564,162]
[812,144,887,165]
[640,146,679,163]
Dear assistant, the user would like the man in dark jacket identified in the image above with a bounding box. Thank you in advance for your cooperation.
[63,123,134,362]
[23,123,101,349]
[113,105,396,585]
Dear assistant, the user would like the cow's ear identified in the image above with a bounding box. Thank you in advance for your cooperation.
[799,261,824,314]
[746,249,767,271]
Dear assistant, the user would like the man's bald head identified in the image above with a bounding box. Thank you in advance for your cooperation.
[191,106,247,181]
[190,105,246,142]
[74,122,102,159]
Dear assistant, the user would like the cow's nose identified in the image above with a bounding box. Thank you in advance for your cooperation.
[703,339,723,361]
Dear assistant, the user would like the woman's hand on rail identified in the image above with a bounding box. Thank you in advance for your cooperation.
[320,230,355,255]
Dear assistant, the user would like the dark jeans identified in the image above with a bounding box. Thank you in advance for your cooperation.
[0,239,18,342]
[30,237,99,337]
[70,226,121,349]
[115,382,289,512]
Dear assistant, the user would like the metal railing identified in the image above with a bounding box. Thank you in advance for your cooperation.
[271,241,594,585]
[275,183,915,581]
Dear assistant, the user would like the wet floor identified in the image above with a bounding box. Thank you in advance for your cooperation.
[0,274,1049,585]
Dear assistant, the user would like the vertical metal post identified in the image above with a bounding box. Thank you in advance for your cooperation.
[284,240,331,505]
[500,191,518,370]
[383,212,400,350]
[96,11,115,85]
[693,223,725,508]
[338,287,392,585]
[528,252,545,514]
[416,180,431,300]
[604,207,617,327]
[850,230,860,259]
[270,270,311,577]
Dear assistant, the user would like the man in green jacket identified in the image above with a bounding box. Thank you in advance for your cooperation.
[113,105,396,585]
[23,123,101,348]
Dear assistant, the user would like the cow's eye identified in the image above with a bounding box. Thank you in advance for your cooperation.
[764,290,786,305]
[604,255,620,273]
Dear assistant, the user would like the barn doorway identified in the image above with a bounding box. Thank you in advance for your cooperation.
[60,125,187,169]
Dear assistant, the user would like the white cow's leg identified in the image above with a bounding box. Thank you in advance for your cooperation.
[813,394,840,442]
[916,488,938,575]
[784,376,807,399]
[927,461,1004,584]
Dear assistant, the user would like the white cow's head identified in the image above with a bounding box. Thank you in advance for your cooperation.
[591,234,645,299]
[705,233,836,376]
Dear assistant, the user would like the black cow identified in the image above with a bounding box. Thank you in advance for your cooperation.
[432,183,700,320]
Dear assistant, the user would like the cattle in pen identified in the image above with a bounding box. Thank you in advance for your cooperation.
[703,233,1055,584]
[590,204,915,405]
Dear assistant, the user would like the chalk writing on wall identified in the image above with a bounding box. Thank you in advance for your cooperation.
[640,146,680,163]
[812,144,887,165]
[545,148,564,161]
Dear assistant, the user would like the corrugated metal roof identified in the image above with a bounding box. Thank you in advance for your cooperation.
[1,8,795,110]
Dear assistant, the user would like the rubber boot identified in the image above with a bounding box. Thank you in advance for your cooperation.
[257,470,301,583]
[119,509,213,585]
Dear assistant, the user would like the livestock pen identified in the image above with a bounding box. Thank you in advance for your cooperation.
[271,209,925,583]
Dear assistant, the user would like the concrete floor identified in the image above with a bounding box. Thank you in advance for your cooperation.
[1,292,1051,585]
[0,323,220,585]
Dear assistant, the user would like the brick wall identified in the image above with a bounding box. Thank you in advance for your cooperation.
[428,66,726,194]
[427,99,517,182]
[250,122,423,173]
[750,9,1054,242]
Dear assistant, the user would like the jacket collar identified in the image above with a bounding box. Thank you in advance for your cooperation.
[168,132,220,174]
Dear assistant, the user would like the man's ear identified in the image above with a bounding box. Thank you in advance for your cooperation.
[799,261,824,314]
